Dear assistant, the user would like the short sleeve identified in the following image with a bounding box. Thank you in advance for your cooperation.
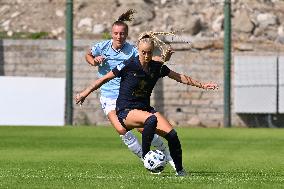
[91,43,102,57]
[160,65,171,77]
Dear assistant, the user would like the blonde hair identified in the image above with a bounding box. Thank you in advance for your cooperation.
[137,31,192,62]
[137,37,154,48]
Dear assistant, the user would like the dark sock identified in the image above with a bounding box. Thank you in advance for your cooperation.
[164,129,183,172]
[142,115,158,158]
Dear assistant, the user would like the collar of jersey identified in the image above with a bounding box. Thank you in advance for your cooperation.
[110,39,126,53]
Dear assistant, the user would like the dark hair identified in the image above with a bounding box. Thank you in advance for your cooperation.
[117,9,136,22]
[112,9,136,35]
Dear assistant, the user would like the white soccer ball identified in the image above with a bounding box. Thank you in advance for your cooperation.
[143,150,167,173]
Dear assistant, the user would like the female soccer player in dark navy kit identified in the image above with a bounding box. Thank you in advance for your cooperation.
[76,35,218,176]
[85,10,176,170]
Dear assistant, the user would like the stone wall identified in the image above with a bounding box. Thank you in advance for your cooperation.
[0,39,283,127]
[1,0,284,44]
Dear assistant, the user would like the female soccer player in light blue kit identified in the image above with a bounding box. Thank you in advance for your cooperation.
[85,10,176,170]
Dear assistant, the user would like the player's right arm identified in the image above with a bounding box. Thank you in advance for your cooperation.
[85,49,105,66]
[75,71,116,105]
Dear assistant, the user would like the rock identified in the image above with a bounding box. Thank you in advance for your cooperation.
[192,40,213,50]
[163,13,175,30]
[257,13,278,28]
[77,17,93,31]
[253,27,264,37]
[187,116,201,126]
[266,28,278,40]
[276,25,284,44]
[233,42,254,51]
[51,27,64,36]
[212,15,224,33]
[76,2,88,12]
[212,40,223,49]
[22,25,27,30]
[92,24,107,34]
[183,16,202,35]
[202,6,217,23]
[0,5,10,15]
[161,0,167,5]
[119,0,145,4]
[11,11,21,18]
[55,10,64,17]
[233,10,254,33]
[1,20,11,31]
[238,32,250,41]
[7,31,13,37]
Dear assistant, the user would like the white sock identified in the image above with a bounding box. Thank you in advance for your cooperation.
[151,134,176,170]
[120,131,143,159]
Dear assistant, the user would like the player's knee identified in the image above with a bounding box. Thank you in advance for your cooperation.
[144,115,158,129]
[111,119,127,135]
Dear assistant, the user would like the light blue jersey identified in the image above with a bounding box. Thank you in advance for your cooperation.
[91,39,138,99]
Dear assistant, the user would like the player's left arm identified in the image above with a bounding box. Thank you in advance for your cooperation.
[167,70,218,90]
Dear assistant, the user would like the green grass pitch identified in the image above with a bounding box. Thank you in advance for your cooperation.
[0,126,283,189]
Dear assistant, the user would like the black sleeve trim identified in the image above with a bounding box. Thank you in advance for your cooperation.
[160,65,171,77]
[112,67,120,77]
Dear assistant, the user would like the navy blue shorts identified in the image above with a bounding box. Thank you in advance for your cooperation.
[117,107,157,131]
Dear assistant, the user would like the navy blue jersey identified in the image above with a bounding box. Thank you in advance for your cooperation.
[112,56,170,111]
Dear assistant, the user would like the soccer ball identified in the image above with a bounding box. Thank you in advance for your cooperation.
[143,150,167,173]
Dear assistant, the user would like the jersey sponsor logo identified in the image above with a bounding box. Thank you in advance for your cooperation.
[132,79,149,97]
[116,63,125,71]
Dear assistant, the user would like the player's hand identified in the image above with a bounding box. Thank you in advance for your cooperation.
[93,55,105,65]
[203,82,219,90]
[75,93,86,106]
